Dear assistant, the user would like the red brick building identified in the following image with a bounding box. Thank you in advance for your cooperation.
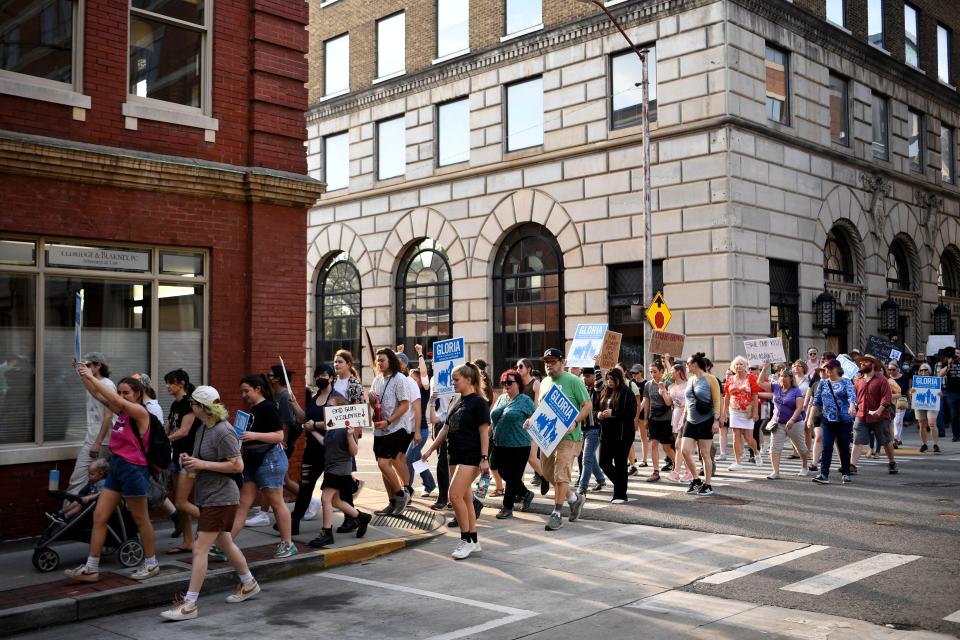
[0,0,322,538]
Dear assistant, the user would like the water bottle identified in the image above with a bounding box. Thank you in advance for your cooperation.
[474,471,492,500]
[48,469,60,492]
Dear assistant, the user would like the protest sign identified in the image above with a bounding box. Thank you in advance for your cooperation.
[743,337,786,367]
[864,335,907,363]
[325,403,370,429]
[596,330,623,369]
[527,385,578,457]
[567,323,607,367]
[432,337,465,397]
[837,354,859,379]
[912,375,942,412]
[234,410,252,439]
[278,355,292,391]
[649,331,685,357]
[926,335,956,357]
[74,292,82,369]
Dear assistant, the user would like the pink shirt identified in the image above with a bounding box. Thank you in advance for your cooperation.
[109,413,148,466]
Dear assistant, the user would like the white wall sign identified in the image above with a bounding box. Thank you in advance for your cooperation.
[47,245,151,272]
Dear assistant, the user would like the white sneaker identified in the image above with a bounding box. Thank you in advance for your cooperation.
[755,453,763,466]
[766,472,780,480]
[727,463,744,472]
[131,563,159,580]
[303,498,321,521]
[797,468,810,477]
[225,579,260,603]
[245,512,271,527]
[611,498,627,504]
[421,488,435,498]
[160,598,197,621]
[717,452,728,462]
[451,540,475,560]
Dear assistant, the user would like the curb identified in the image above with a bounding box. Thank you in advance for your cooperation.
[1,524,442,636]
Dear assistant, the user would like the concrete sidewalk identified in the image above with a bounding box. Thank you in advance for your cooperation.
[0,491,446,636]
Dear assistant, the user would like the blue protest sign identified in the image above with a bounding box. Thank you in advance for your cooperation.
[432,337,465,397]
[527,385,578,456]
[567,323,607,367]
[912,375,941,412]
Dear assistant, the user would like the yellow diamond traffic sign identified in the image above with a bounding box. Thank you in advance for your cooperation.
[646,292,671,331]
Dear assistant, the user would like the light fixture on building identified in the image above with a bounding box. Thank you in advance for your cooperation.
[812,288,836,335]
[879,297,899,337]
[933,302,952,335]
[630,297,644,321]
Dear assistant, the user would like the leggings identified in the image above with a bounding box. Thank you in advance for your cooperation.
[599,426,634,500]
[494,445,531,509]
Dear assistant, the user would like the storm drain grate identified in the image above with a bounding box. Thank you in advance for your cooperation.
[372,507,438,531]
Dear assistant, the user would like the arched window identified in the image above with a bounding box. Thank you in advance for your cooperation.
[315,252,361,368]
[395,239,452,357]
[886,238,913,291]
[940,246,960,298]
[493,224,563,376]
[823,228,854,283]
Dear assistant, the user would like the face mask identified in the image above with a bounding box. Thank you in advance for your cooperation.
[316,378,330,390]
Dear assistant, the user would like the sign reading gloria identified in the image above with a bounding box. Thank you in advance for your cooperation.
[432,337,465,398]
[527,385,577,457]
[912,375,942,412]
[47,244,151,272]
[743,337,786,367]
[325,403,370,429]
[567,323,607,367]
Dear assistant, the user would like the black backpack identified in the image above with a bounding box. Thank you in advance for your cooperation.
[134,412,173,475]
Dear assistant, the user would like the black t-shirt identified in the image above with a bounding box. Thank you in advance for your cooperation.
[168,397,198,457]
[419,384,430,430]
[946,360,960,394]
[246,399,282,449]
[447,393,491,451]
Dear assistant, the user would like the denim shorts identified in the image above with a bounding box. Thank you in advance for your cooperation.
[103,456,151,498]
[242,444,287,489]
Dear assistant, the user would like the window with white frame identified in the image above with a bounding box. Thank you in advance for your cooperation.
[324,132,349,191]
[871,92,889,160]
[0,0,78,86]
[826,0,845,28]
[506,77,543,151]
[437,97,470,166]
[436,0,469,59]
[938,24,952,84]
[129,0,210,109]
[610,46,657,129]
[376,12,405,79]
[905,4,920,66]
[942,125,956,185]
[765,44,789,125]
[908,109,924,173]
[867,0,884,47]
[505,0,541,36]
[377,116,406,180]
[324,33,349,97]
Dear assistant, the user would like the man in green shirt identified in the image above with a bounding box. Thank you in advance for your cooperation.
[536,348,593,531]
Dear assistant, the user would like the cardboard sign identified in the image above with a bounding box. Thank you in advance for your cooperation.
[864,335,907,364]
[926,335,956,357]
[912,375,942,412]
[649,331,685,357]
[837,354,859,379]
[527,385,578,457]
[743,337,786,367]
[74,292,82,369]
[432,337,465,398]
[325,403,370,429]
[596,330,623,369]
[567,323,607,367]
[234,410,252,439]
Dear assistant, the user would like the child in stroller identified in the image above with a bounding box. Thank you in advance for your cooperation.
[46,459,109,524]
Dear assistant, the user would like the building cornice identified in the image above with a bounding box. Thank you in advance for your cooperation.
[0,130,325,208]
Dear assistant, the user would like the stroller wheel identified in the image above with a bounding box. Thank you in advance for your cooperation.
[118,538,144,568]
[32,548,60,572]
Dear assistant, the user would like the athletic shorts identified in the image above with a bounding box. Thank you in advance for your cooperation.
[198,505,237,532]
[373,429,412,459]
[683,418,714,441]
[103,456,150,498]
[853,419,891,447]
[448,447,482,467]
[647,419,673,443]
[541,439,583,485]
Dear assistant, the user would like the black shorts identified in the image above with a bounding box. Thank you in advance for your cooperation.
[448,446,482,467]
[373,429,412,459]
[648,419,673,443]
[320,473,356,495]
[683,418,714,440]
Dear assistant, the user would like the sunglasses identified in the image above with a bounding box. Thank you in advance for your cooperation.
[501,379,518,386]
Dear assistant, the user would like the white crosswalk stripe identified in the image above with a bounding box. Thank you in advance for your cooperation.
[698,545,831,584]
[780,553,921,595]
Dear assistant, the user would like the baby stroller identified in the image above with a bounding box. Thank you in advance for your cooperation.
[32,490,144,573]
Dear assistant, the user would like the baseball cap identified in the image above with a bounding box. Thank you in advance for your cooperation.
[543,348,564,360]
[582,367,596,375]
[82,352,106,364]
[192,385,220,406]
[629,364,644,374]
[824,359,842,370]
[396,352,410,366]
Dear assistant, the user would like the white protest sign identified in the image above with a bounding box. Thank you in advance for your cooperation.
[567,323,607,367]
[837,354,859,379]
[325,403,370,429]
[912,375,942,412]
[278,354,291,391]
[926,335,956,356]
[74,291,82,369]
[412,459,430,475]
[743,337,786,367]
[527,385,579,457]
[432,337,465,397]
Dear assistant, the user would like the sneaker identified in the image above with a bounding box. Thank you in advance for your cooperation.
[545,511,563,531]
[447,519,459,529]
[627,464,638,476]
[849,464,858,475]
[208,546,227,562]
[160,597,197,621]
[919,444,928,453]
[610,498,627,504]
[727,463,745,472]
[451,540,475,560]
[274,541,298,559]
[812,475,829,485]
[64,564,99,583]
[888,461,898,475]
[225,579,260,603]
[496,508,514,519]
[131,563,160,581]
[569,495,584,522]
[521,490,535,512]
[392,491,410,515]
[352,479,365,500]
[45,511,66,525]
[308,531,335,548]
[697,483,714,496]
[686,478,703,494]
[429,500,447,511]
[336,517,358,534]
[766,472,780,480]
[934,444,942,454]
[593,482,606,491]
[681,470,694,482]
[668,470,680,482]
[661,461,674,472]
[755,452,763,466]
[303,498,321,521]
[530,473,541,486]
[796,468,809,477]
[421,488,435,498]
[647,471,661,482]
[244,512,271,527]
[638,462,649,468]
[808,463,819,472]
[841,474,852,484]
[717,452,728,462]
[539,477,550,496]
[375,500,396,516]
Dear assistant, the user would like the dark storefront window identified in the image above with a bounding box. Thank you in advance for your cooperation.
[396,239,451,359]
[608,261,663,367]
[316,252,361,370]
[769,259,799,362]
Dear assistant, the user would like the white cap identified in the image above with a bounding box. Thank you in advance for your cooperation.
[192,385,220,406]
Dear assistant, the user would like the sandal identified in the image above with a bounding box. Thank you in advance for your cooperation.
[166,546,193,554]
[490,489,505,497]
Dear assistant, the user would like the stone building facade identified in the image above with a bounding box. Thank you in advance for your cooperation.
[305,0,960,378]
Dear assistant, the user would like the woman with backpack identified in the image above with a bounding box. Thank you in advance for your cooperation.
[65,361,160,583]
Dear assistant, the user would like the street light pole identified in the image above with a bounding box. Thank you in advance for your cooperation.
[576,0,653,371]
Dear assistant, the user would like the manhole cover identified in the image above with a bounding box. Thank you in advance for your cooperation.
[874,520,899,526]
[696,496,749,506]
[372,507,439,531]
[939,513,960,519]
[905,482,960,488]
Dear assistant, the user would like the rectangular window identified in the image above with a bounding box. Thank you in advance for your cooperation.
[938,25,952,84]
[867,0,884,47]
[437,0,469,59]
[942,125,956,185]
[376,12,405,79]
[158,283,203,410]
[129,0,209,108]
[324,34,349,96]
[324,132,349,191]
[828,74,849,145]
[506,77,543,151]
[872,93,889,159]
[607,261,663,367]
[826,0,845,27]
[909,109,924,173]
[610,46,657,129]
[765,44,789,125]
[0,273,36,445]
[505,0,542,36]
[377,116,406,180]
[769,259,800,362]
[437,97,470,166]
[905,4,919,67]
[0,0,76,85]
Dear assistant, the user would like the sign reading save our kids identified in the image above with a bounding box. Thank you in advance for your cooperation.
[527,385,578,457]
[912,375,942,412]
[432,337,465,398]
[567,323,607,367]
